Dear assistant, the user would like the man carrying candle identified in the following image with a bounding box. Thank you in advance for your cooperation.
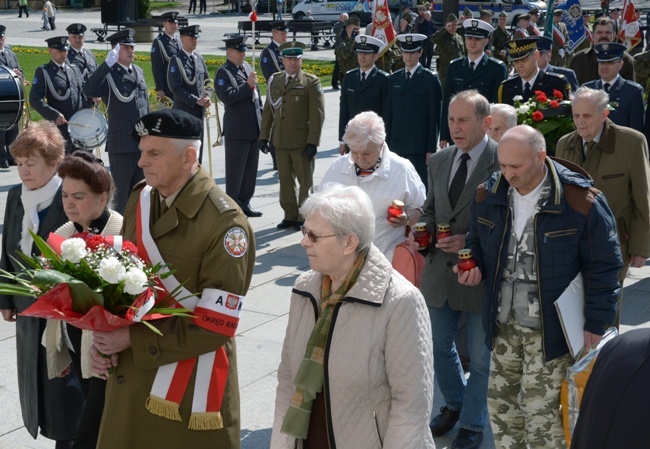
[410,90,499,449]
[457,124,622,449]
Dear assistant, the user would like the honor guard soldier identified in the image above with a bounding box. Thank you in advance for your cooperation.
[493,12,510,64]
[338,35,389,155]
[584,43,644,133]
[440,19,507,148]
[83,29,148,214]
[151,11,180,102]
[384,33,442,186]
[498,38,571,105]
[168,24,211,164]
[260,20,289,170]
[30,35,86,154]
[432,14,465,89]
[551,10,569,67]
[66,23,97,82]
[258,41,325,231]
[513,13,531,39]
[536,36,579,91]
[260,20,287,81]
[215,36,264,218]
[0,25,23,168]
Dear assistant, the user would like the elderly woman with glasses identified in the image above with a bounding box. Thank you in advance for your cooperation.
[321,111,425,262]
[271,183,434,449]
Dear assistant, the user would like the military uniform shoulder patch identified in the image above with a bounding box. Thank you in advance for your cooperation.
[218,78,225,86]
[224,227,248,258]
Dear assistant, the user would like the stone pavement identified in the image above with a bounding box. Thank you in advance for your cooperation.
[0,7,649,448]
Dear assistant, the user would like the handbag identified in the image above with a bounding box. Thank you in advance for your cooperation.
[561,327,618,447]
[391,240,425,288]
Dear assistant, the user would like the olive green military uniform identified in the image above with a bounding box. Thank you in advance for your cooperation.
[376,43,403,73]
[335,34,359,78]
[432,28,465,89]
[634,49,650,91]
[96,168,255,449]
[260,69,325,222]
[492,26,510,64]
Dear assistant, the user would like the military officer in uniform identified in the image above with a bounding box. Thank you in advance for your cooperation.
[0,25,23,168]
[30,36,86,154]
[385,33,442,186]
[498,38,572,105]
[260,20,289,170]
[513,14,531,40]
[66,23,97,83]
[334,16,361,81]
[633,48,650,90]
[536,36,579,91]
[91,109,255,449]
[215,36,264,218]
[527,8,542,36]
[551,10,569,67]
[83,29,149,214]
[584,43,644,133]
[440,19,507,148]
[260,20,287,81]
[168,24,211,164]
[493,12,510,64]
[338,35,389,155]
[258,42,325,231]
[432,14,465,90]
[151,11,180,102]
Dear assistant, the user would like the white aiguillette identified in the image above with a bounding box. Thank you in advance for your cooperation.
[554,273,585,357]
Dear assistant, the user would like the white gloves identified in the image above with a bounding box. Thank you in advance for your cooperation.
[559,48,565,58]
[106,43,119,67]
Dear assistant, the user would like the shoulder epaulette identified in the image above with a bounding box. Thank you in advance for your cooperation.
[208,187,237,215]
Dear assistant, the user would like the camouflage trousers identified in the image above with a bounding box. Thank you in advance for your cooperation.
[488,316,571,449]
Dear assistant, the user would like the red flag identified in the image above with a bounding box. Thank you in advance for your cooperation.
[621,0,642,50]
[249,10,258,22]
[371,0,396,55]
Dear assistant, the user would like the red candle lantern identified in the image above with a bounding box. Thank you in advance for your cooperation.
[457,249,478,273]
[386,200,405,220]
[436,223,453,241]
[413,222,431,248]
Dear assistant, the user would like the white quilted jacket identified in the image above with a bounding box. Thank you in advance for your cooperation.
[271,245,435,449]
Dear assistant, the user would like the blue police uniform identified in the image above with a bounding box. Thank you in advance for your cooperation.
[151,32,179,100]
[260,41,285,82]
[339,66,389,141]
[545,64,579,92]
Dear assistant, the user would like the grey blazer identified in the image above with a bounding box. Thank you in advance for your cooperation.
[419,138,500,313]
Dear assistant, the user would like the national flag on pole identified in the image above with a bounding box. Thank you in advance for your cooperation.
[371,0,396,56]
[621,0,642,50]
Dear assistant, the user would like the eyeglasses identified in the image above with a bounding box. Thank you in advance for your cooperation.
[300,226,339,243]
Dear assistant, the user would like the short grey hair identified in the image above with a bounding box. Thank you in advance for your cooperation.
[300,183,375,254]
[490,103,517,129]
[450,89,491,120]
[342,111,386,151]
[573,86,609,112]
[169,138,202,156]
[500,124,546,153]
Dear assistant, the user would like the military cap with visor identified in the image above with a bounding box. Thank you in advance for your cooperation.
[271,20,289,31]
[161,11,180,22]
[397,33,427,52]
[463,19,494,38]
[0,25,6,37]
[506,37,538,61]
[223,35,248,51]
[534,36,553,53]
[107,29,136,46]
[594,43,627,62]
[179,24,201,38]
[66,23,87,35]
[279,41,305,58]
[354,35,384,53]
[46,36,70,51]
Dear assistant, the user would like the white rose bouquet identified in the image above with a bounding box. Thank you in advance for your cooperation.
[0,231,193,334]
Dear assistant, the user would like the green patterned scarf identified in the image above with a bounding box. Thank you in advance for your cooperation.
[281,253,366,439]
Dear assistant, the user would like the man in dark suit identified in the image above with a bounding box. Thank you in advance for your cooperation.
[570,17,636,85]
[440,19,508,148]
[215,36,263,218]
[168,24,211,163]
[498,37,572,105]
[535,36,579,91]
[0,25,23,168]
[584,43,644,133]
[151,11,180,103]
[66,23,97,83]
[412,90,499,449]
[338,35,388,155]
[30,35,86,154]
[83,29,149,214]
[385,33,442,186]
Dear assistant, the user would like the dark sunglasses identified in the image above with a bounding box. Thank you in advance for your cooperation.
[300,226,340,243]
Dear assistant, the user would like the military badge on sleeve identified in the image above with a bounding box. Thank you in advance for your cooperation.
[224,227,248,257]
